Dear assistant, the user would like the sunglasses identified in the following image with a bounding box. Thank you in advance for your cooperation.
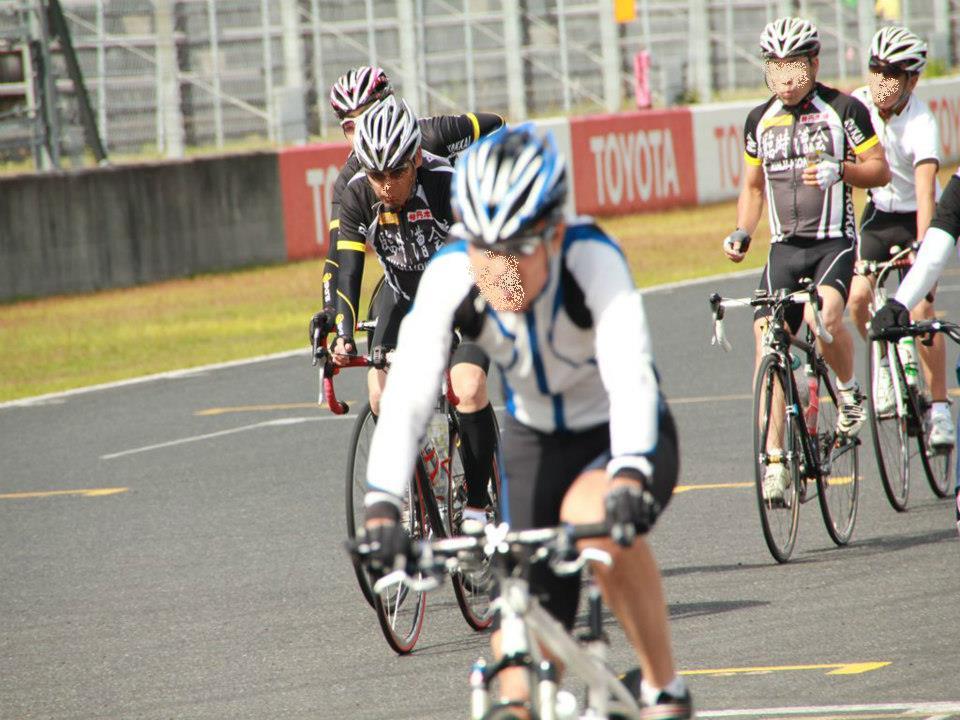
[868,61,907,79]
[474,233,546,258]
[366,162,413,184]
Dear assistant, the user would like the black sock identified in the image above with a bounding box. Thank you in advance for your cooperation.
[457,403,497,508]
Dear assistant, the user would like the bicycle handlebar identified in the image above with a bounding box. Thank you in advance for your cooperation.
[709,283,833,350]
[858,242,919,285]
[871,318,960,345]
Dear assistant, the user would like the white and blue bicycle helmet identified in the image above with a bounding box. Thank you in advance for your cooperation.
[453,124,567,251]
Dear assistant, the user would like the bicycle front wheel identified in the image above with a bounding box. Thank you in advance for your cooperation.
[345,402,377,607]
[373,462,430,654]
[814,367,859,546]
[867,341,912,511]
[910,362,955,498]
[753,354,802,563]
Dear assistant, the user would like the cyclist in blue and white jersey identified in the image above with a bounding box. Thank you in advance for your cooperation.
[846,26,953,447]
[872,168,960,534]
[361,126,692,718]
[722,17,891,501]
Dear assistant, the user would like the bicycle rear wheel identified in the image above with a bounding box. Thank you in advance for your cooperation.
[373,462,431,654]
[345,402,377,607]
[446,412,499,631]
[813,366,859,546]
[753,354,802,563]
[867,341,913,511]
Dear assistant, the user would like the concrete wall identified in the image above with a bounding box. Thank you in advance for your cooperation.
[0,153,286,301]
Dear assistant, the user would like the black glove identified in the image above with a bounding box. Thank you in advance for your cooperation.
[723,228,751,254]
[309,307,335,343]
[362,501,410,578]
[869,298,911,340]
[334,335,358,357]
[604,472,662,547]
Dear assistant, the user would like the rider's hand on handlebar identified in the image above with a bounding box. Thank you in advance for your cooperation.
[869,298,911,340]
[309,308,335,342]
[802,156,843,191]
[331,335,358,366]
[722,229,751,263]
[604,470,662,547]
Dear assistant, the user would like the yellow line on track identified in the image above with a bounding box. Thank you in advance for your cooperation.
[195,403,323,416]
[1,487,128,500]
[674,482,752,493]
[680,661,890,677]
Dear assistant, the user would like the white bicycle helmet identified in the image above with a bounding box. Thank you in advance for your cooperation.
[329,66,392,119]
[760,17,821,59]
[353,95,421,172]
[871,26,927,74]
[453,124,567,249]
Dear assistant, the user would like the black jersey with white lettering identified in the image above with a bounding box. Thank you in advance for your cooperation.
[321,112,503,308]
[744,83,878,244]
[333,152,454,337]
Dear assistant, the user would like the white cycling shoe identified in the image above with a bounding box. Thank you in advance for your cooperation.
[837,385,866,438]
[763,464,789,502]
[928,410,955,448]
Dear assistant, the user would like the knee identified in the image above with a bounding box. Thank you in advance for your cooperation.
[912,298,935,320]
[450,364,488,411]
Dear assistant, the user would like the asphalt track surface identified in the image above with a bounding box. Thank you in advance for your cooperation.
[3,269,959,720]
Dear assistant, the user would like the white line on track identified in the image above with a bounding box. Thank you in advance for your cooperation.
[4,268,760,410]
[698,702,960,718]
[100,416,349,460]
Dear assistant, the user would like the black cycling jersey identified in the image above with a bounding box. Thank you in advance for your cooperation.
[931,173,960,240]
[321,112,503,308]
[334,152,454,337]
[744,83,878,244]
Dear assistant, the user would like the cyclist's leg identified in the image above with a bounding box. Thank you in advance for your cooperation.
[559,408,685,704]
[488,416,609,705]
[913,294,948,401]
[807,240,856,383]
[848,202,884,339]
[449,343,495,511]
[367,289,408,416]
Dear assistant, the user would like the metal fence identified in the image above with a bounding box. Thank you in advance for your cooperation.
[1,0,958,162]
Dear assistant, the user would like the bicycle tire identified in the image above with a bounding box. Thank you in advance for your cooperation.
[813,365,859,546]
[344,402,377,607]
[753,354,802,563]
[373,459,432,654]
[867,341,912,511]
[908,354,955,498]
[446,411,499,631]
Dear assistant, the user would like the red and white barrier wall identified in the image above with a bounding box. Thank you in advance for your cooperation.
[277,76,960,260]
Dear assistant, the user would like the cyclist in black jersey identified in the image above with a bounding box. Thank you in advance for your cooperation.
[320,65,503,311]
[331,95,498,526]
[721,17,891,501]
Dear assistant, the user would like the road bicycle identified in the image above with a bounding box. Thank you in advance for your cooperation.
[311,303,500,653]
[861,245,954,511]
[354,520,650,720]
[710,283,860,562]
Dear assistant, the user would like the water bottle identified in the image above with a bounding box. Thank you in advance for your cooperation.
[898,337,919,386]
[469,659,489,719]
[804,363,820,437]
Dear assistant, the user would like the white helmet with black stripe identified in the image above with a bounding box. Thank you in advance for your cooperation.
[871,26,927,74]
[352,96,422,172]
[760,17,820,59]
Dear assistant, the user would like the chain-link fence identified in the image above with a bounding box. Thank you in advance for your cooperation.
[1,0,958,163]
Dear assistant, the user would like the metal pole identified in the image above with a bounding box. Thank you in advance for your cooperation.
[557,0,571,112]
[599,0,621,112]
[724,0,735,91]
[155,0,184,157]
[30,0,60,168]
[416,0,427,115]
[932,0,950,65]
[397,0,420,113]
[206,0,223,148]
[834,0,846,83]
[857,0,876,78]
[502,0,526,119]
[96,0,107,149]
[901,0,911,27]
[464,0,476,109]
[366,0,377,66]
[260,0,275,140]
[310,0,327,137]
[687,0,711,103]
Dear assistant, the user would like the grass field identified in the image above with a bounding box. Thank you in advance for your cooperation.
[1,165,956,402]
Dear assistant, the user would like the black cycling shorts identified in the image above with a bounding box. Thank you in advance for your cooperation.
[368,282,490,372]
[857,202,917,265]
[496,404,679,629]
[931,174,960,239]
[756,237,855,333]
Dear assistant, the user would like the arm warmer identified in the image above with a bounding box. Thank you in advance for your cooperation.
[894,227,956,310]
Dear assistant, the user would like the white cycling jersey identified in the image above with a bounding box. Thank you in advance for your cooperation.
[852,87,941,213]
[365,220,661,506]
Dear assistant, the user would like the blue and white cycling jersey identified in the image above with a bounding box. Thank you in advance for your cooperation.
[366,219,662,505]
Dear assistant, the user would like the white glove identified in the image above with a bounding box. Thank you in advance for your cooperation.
[812,156,844,190]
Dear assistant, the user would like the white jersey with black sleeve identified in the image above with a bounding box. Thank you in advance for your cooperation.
[365,220,662,507]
